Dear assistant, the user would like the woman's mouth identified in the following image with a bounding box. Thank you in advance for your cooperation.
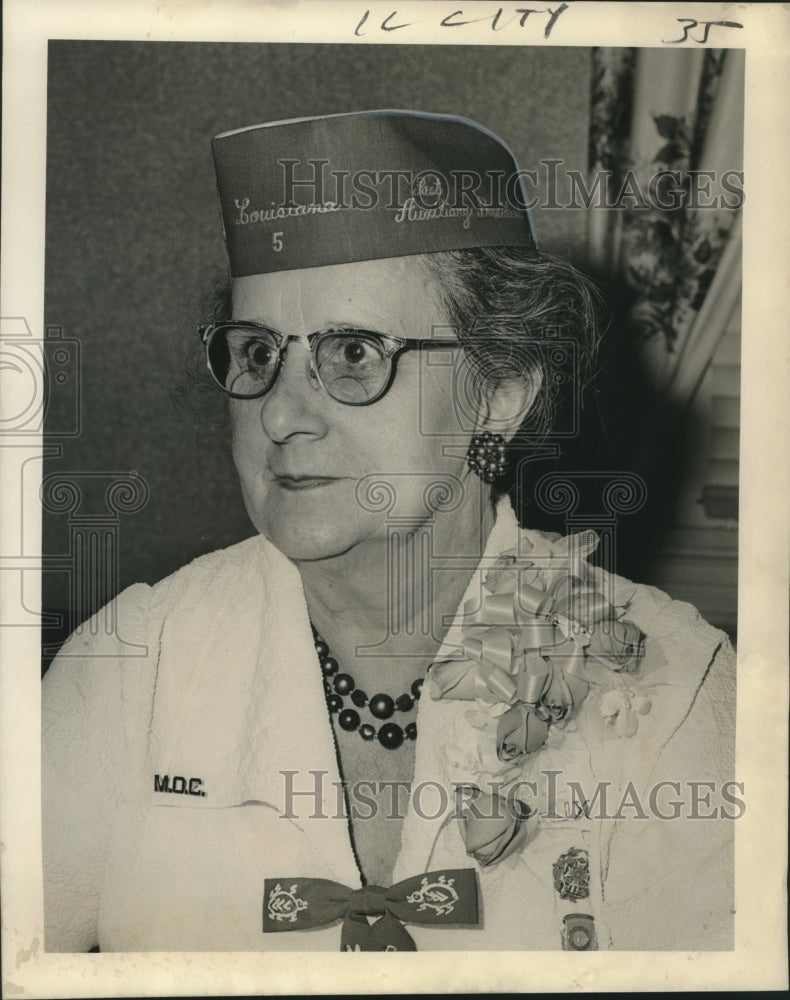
[273,475,341,491]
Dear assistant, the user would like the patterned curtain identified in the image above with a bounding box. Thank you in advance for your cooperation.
[586,48,744,466]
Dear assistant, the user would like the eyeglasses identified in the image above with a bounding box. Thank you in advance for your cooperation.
[199,321,462,406]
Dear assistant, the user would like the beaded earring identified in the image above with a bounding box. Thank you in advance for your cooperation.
[466,431,507,484]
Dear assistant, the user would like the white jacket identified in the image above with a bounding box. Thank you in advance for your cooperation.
[42,504,736,952]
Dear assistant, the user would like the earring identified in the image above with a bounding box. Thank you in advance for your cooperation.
[466,431,507,483]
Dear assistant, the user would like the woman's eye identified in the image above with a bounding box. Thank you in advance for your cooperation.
[246,339,275,368]
[342,339,373,365]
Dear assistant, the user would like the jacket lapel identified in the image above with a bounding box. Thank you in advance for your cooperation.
[146,535,360,883]
[394,502,520,879]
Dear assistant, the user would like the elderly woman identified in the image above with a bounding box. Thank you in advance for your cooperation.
[43,111,736,953]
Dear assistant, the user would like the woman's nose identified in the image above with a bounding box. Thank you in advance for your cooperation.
[258,340,328,443]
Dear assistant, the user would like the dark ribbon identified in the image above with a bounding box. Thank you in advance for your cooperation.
[263,869,479,951]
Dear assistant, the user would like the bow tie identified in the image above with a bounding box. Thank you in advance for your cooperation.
[263,869,480,951]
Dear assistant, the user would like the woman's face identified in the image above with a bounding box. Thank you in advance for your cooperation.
[229,255,478,563]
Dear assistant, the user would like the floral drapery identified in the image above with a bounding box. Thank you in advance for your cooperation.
[586,48,744,446]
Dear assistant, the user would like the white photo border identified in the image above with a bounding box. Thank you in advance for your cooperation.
[1,1,788,995]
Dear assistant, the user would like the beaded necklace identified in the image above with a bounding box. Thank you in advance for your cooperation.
[312,626,423,750]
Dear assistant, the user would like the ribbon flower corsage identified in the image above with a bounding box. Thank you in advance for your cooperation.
[429,530,646,764]
[454,785,539,867]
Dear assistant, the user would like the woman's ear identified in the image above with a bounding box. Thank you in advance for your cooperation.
[477,368,542,442]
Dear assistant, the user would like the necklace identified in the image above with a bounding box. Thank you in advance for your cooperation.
[311,627,422,750]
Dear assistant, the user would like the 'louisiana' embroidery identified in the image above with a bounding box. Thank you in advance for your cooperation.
[553,847,590,901]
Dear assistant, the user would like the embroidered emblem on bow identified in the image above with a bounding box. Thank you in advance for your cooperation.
[405,874,459,915]
[263,869,479,951]
[266,883,309,923]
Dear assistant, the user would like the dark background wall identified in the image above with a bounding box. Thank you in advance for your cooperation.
[43,41,593,657]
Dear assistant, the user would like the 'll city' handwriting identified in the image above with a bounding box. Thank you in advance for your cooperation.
[354,5,569,39]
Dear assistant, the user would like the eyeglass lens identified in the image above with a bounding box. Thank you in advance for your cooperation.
[208,326,393,404]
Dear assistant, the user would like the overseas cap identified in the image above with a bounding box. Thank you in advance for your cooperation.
[211,110,537,277]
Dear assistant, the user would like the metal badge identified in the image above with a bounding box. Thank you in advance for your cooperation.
[552,847,590,901]
[562,913,597,951]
